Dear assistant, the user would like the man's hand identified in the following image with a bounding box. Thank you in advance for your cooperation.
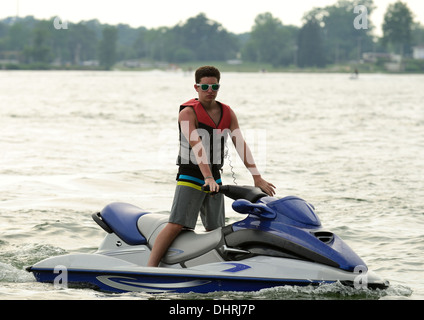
[253,176,276,196]
[203,176,220,193]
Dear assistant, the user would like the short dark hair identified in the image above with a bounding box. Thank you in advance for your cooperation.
[195,66,221,83]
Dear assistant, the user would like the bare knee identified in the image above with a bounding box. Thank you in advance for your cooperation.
[165,222,184,234]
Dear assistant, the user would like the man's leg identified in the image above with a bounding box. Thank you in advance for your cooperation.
[201,193,225,231]
[147,222,183,267]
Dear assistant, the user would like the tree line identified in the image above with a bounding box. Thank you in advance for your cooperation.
[0,0,423,70]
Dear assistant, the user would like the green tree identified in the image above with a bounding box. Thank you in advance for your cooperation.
[115,23,139,61]
[0,22,9,51]
[98,26,117,69]
[24,20,52,64]
[175,13,238,62]
[304,0,376,64]
[133,27,148,59]
[67,22,98,65]
[243,12,298,67]
[382,1,414,56]
[146,27,171,62]
[6,19,33,52]
[297,18,326,67]
[411,22,424,47]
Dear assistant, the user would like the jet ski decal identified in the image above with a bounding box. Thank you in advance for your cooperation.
[221,263,251,273]
[96,275,211,293]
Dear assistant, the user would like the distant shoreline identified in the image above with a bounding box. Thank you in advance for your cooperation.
[2,61,424,74]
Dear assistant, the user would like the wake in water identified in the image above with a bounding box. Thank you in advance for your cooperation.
[147,282,413,300]
[0,241,66,283]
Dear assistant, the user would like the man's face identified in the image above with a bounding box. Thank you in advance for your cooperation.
[195,77,219,104]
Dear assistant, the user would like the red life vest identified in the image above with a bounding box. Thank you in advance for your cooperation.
[177,98,232,180]
[179,98,232,130]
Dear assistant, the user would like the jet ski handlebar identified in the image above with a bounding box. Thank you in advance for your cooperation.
[203,185,276,219]
[202,185,268,203]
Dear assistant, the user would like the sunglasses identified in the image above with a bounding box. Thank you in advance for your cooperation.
[196,84,220,91]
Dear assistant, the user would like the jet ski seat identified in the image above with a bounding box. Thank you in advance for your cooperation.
[95,202,149,245]
[138,213,169,243]
[138,214,223,265]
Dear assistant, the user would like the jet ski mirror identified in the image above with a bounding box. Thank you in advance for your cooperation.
[232,199,276,219]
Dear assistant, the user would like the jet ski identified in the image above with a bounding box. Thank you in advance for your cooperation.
[27,185,389,293]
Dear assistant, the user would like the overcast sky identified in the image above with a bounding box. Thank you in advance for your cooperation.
[1,0,423,35]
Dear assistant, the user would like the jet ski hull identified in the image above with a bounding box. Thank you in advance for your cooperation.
[27,254,389,293]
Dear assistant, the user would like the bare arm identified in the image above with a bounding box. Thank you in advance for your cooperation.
[229,109,276,196]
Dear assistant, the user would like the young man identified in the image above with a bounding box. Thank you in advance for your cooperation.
[147,66,275,267]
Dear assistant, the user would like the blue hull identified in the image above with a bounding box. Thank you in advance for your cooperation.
[30,268,329,294]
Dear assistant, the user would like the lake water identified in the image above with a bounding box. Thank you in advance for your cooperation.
[0,70,423,300]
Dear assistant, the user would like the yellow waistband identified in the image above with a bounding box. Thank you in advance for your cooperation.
[177,181,206,192]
